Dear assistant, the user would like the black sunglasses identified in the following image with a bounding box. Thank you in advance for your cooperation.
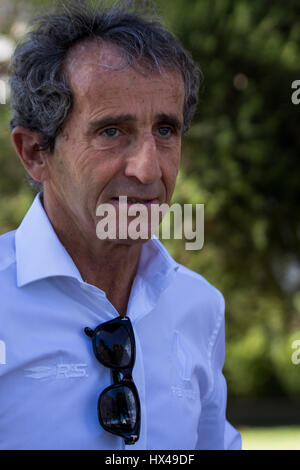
[84,316,141,445]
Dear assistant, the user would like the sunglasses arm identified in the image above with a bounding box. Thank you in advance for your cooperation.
[84,327,94,338]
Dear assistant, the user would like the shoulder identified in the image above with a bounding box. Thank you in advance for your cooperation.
[175,263,225,311]
[170,263,226,342]
[174,265,226,365]
[151,237,224,311]
[0,230,16,273]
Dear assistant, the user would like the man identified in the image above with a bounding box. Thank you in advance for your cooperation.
[0,0,241,450]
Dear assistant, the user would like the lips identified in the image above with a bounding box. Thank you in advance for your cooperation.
[112,196,158,202]
[110,196,159,206]
[126,198,150,203]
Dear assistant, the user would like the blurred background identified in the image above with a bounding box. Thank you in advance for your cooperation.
[0,0,300,449]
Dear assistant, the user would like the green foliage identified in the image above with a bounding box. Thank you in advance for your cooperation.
[160,0,300,398]
[240,426,300,450]
[0,0,299,397]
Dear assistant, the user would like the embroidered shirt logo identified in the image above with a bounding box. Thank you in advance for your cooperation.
[171,385,197,400]
[171,331,197,401]
[24,363,88,379]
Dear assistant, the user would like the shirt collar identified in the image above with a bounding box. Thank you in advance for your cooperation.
[15,192,83,287]
[15,192,179,293]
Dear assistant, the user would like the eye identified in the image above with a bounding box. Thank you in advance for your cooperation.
[157,126,173,138]
[100,128,120,137]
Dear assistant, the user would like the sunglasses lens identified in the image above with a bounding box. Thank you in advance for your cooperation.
[99,385,138,434]
[95,322,132,368]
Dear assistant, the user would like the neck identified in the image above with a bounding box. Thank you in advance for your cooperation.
[67,240,142,317]
[41,191,143,317]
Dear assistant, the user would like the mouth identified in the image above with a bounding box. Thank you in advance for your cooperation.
[110,196,160,207]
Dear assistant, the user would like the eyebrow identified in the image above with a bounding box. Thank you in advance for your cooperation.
[86,113,183,135]
[87,114,136,134]
[156,114,183,132]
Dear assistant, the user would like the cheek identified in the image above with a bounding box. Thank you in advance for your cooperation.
[161,156,181,202]
[75,148,123,195]
[46,152,70,192]
[163,148,181,179]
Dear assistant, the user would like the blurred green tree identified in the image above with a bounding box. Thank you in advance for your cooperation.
[160,0,300,398]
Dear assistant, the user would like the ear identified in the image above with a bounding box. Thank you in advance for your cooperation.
[11,126,50,183]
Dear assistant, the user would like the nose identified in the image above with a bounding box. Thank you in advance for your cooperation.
[124,135,162,184]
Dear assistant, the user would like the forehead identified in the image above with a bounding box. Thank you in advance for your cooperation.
[63,40,185,118]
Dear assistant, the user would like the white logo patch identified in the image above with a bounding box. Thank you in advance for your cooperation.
[24,363,88,379]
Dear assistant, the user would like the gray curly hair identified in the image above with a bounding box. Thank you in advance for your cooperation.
[9,0,201,191]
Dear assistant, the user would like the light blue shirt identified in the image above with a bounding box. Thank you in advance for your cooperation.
[0,193,241,450]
